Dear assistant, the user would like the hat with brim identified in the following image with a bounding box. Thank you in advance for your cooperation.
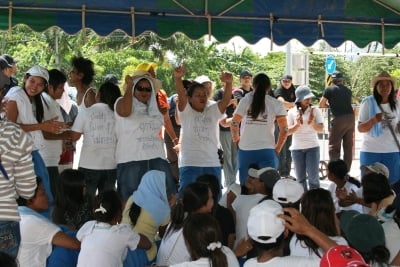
[135,62,158,72]
[371,71,396,88]
[295,85,315,103]
[26,65,49,83]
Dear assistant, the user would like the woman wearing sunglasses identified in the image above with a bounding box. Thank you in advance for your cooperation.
[114,71,177,204]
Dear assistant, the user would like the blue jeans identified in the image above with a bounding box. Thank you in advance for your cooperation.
[179,166,221,198]
[360,151,400,184]
[291,146,320,190]
[219,130,238,187]
[237,148,278,185]
[117,158,177,201]
[0,221,20,258]
[78,168,117,198]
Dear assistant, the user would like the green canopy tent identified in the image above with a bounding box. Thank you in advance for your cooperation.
[1,0,399,48]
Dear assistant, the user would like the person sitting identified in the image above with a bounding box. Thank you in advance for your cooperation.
[17,177,80,267]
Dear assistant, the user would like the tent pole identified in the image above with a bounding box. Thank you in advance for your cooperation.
[381,18,385,54]
[131,7,135,44]
[81,5,86,40]
[269,13,274,51]
[8,1,12,39]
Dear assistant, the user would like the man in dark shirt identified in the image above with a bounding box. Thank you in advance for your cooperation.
[274,74,296,178]
[213,70,253,187]
[319,72,354,170]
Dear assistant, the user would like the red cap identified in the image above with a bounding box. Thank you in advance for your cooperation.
[320,245,370,267]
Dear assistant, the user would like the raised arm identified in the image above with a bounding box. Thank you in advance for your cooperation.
[116,75,134,117]
[217,72,233,113]
[173,66,188,112]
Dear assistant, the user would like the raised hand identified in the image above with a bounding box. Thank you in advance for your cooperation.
[174,65,186,79]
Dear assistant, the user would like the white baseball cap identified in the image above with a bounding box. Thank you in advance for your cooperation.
[361,162,389,178]
[273,178,304,204]
[26,65,49,83]
[247,200,285,244]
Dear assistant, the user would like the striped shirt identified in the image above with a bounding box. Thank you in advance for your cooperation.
[0,121,37,221]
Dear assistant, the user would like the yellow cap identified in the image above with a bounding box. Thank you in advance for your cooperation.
[135,62,157,72]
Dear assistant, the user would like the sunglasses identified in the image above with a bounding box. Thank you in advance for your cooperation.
[135,86,152,92]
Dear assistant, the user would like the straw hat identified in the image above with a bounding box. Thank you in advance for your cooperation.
[371,71,396,88]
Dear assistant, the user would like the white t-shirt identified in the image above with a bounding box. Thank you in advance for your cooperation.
[76,220,140,267]
[244,256,319,267]
[234,92,286,150]
[178,101,223,167]
[327,182,363,213]
[382,219,400,263]
[18,210,61,267]
[232,193,265,248]
[40,92,64,166]
[114,97,165,163]
[289,234,347,258]
[72,102,117,169]
[170,246,239,267]
[287,106,323,150]
[358,101,400,153]
[156,228,190,266]
[5,87,45,151]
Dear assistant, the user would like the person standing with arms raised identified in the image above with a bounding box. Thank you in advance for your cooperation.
[319,72,354,170]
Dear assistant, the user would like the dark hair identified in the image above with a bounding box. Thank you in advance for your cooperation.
[0,251,17,267]
[362,172,393,204]
[360,246,390,266]
[250,72,271,119]
[373,80,396,111]
[196,174,221,204]
[296,188,337,258]
[23,74,47,122]
[98,82,122,111]
[93,190,122,223]
[327,159,361,187]
[128,201,141,226]
[48,69,67,92]
[71,56,95,85]
[52,169,92,228]
[186,82,205,98]
[166,182,210,236]
[252,233,285,253]
[17,177,41,206]
[183,213,227,267]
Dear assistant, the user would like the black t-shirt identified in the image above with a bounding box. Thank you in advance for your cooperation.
[213,88,235,131]
[274,85,296,102]
[322,84,353,117]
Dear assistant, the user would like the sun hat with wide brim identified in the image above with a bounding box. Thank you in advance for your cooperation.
[371,71,397,88]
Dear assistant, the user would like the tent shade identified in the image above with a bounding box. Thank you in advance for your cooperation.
[1,0,399,48]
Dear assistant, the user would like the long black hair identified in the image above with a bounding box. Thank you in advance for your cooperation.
[250,72,271,119]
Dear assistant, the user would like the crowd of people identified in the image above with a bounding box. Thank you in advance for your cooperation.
[0,53,400,267]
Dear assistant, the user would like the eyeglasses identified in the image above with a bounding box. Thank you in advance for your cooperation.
[135,86,152,92]
[282,79,291,83]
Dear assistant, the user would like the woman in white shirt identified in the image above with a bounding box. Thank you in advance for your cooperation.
[287,85,323,190]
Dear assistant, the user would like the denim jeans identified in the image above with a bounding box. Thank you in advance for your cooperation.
[0,221,20,258]
[219,130,238,187]
[117,158,177,201]
[179,166,221,198]
[78,168,117,198]
[237,148,278,186]
[291,146,320,190]
[360,151,400,184]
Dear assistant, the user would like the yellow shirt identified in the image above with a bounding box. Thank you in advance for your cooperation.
[122,196,170,261]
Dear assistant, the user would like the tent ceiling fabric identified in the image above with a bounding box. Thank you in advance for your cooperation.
[1,0,399,48]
